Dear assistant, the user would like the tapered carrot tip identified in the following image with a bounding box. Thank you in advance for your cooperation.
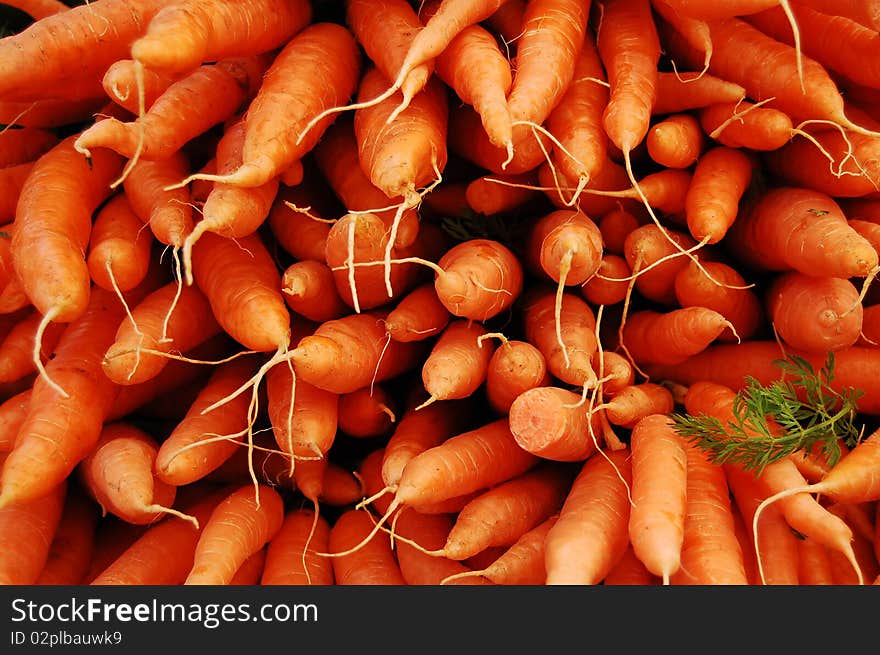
[289,336,342,381]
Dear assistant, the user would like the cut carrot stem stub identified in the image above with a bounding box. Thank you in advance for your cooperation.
[508,385,604,462]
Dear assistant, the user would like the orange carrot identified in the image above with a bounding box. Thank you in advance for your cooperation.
[766,272,864,353]
[0,127,59,168]
[697,101,794,151]
[353,67,448,290]
[0,280,158,509]
[267,188,333,264]
[289,310,425,395]
[421,0,514,154]
[622,306,732,367]
[682,380,863,584]
[180,116,281,285]
[628,414,688,584]
[603,543,661,586]
[484,336,550,415]
[669,441,749,585]
[35,487,99,585]
[0,0,169,101]
[746,4,880,90]
[442,514,558,585]
[90,490,227,585]
[0,389,31,452]
[544,33,608,187]
[357,418,540,548]
[683,146,754,245]
[384,282,452,343]
[265,358,338,468]
[191,231,291,354]
[623,223,700,306]
[130,0,312,74]
[646,113,705,169]
[178,22,362,189]
[184,484,285,585]
[0,309,66,384]
[379,399,475,495]
[544,448,633,585]
[581,254,632,307]
[382,511,482,585]
[77,421,191,527]
[598,0,661,160]
[792,0,880,31]
[725,463,801,585]
[261,508,334,585]
[102,280,222,386]
[673,259,763,343]
[424,462,575,561]
[122,151,194,249]
[522,287,599,388]
[508,385,604,462]
[651,71,747,116]
[0,164,33,223]
[0,480,66,584]
[337,385,396,439]
[74,55,271,164]
[419,319,493,408]
[327,508,407,585]
[726,186,879,279]
[87,193,154,294]
[797,537,835,585]
[313,117,419,249]
[281,260,349,324]
[465,172,541,216]
[523,209,604,288]
[663,15,875,135]
[12,135,124,326]
[322,212,436,313]
[154,355,261,486]
[100,59,179,115]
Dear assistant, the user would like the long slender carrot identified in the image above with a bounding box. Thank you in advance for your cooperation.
[35,487,99,585]
[0,278,158,509]
[441,515,558,585]
[12,135,123,330]
[544,448,633,585]
[327,508,407,585]
[0,0,170,101]
[130,0,312,74]
[184,484,285,585]
[627,414,688,584]
[669,441,749,585]
[90,489,227,585]
[174,22,362,189]
[154,355,261,486]
[102,280,222,386]
[261,508,334,585]
[392,508,492,585]
[0,480,66,584]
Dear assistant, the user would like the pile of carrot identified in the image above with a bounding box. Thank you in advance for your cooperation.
[2,0,880,586]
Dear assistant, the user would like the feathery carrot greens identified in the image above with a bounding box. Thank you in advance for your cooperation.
[670,353,864,474]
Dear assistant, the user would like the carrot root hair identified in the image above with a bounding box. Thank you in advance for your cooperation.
[33,306,68,399]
